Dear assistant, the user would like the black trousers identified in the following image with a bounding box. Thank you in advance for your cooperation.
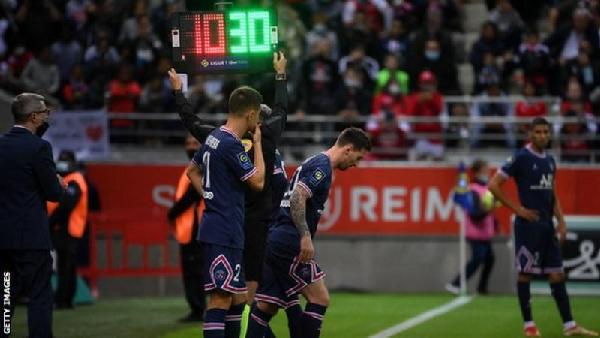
[54,237,78,308]
[180,240,205,316]
[0,250,53,338]
[451,239,496,293]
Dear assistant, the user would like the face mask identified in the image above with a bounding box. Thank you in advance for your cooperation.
[36,121,49,137]
[344,78,361,88]
[389,84,401,95]
[56,161,71,174]
[425,50,440,61]
[477,175,488,184]
[186,149,196,160]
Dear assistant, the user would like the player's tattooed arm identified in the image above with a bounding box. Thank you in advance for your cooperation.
[290,186,315,263]
[290,186,310,237]
[186,162,204,196]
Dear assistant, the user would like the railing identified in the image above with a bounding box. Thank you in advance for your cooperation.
[103,95,600,163]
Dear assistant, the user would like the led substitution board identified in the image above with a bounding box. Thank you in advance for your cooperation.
[171,9,278,74]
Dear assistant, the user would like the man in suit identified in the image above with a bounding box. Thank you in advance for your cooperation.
[0,93,64,338]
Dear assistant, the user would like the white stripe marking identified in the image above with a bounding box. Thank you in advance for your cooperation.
[369,296,472,338]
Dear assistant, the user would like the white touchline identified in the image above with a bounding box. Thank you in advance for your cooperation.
[368,296,473,338]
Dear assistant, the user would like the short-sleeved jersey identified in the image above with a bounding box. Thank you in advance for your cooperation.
[500,145,556,225]
[192,126,257,249]
[271,153,332,243]
[270,149,288,224]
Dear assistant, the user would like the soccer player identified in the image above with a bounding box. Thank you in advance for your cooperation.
[186,86,265,338]
[169,52,288,306]
[246,128,371,338]
[488,117,598,337]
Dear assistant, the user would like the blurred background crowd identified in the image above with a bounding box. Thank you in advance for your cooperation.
[0,0,599,162]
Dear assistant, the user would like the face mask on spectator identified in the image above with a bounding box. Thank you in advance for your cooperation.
[425,50,440,61]
[344,77,362,88]
[389,84,401,95]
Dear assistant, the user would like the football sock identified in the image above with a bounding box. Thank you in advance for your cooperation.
[245,303,273,338]
[301,303,327,338]
[550,281,574,324]
[224,303,244,338]
[286,302,303,338]
[517,281,533,323]
[204,308,227,338]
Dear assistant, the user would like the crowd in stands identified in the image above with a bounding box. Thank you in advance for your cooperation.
[0,0,598,162]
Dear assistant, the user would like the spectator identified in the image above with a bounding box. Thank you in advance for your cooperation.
[339,44,380,86]
[140,74,170,113]
[51,24,83,83]
[409,37,460,94]
[65,0,95,32]
[560,78,598,135]
[342,0,393,35]
[474,52,502,94]
[107,63,141,130]
[366,110,410,160]
[404,70,445,160]
[375,54,409,94]
[372,77,406,117]
[83,30,120,72]
[471,82,515,148]
[562,49,599,95]
[118,0,150,43]
[151,0,182,46]
[15,0,62,52]
[305,12,340,60]
[62,64,90,109]
[488,0,525,50]
[545,7,600,70]
[415,0,463,33]
[379,19,411,61]
[518,28,551,91]
[20,46,60,97]
[560,111,593,162]
[129,14,163,83]
[6,44,33,82]
[307,0,343,24]
[470,21,505,77]
[299,39,340,116]
[334,66,372,133]
[515,81,548,141]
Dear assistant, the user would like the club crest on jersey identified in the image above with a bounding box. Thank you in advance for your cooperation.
[242,138,253,152]
[310,168,325,185]
[238,152,253,170]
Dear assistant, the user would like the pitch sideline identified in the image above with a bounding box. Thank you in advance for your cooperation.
[368,296,473,338]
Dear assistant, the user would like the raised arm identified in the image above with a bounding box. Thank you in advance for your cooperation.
[168,68,215,143]
[262,52,288,146]
[290,184,314,263]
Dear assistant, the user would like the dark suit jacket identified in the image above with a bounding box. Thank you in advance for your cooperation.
[0,126,63,250]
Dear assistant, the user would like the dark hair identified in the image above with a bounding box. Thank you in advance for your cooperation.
[228,86,263,117]
[11,93,46,123]
[336,127,372,151]
[471,159,488,175]
[531,117,550,129]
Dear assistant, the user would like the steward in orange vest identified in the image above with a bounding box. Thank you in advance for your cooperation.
[47,150,88,309]
[166,134,206,322]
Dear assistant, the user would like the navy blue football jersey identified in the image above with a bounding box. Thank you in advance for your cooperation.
[270,149,288,224]
[500,145,556,224]
[192,126,257,249]
[272,153,332,241]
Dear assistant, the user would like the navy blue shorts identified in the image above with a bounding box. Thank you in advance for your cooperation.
[514,221,564,274]
[255,242,325,309]
[202,243,247,294]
